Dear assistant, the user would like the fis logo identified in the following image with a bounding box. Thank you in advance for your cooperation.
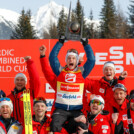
[46,99,54,111]
[65,73,76,83]
[33,131,37,134]
[46,83,55,93]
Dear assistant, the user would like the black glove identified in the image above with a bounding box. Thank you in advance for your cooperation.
[78,122,88,130]
[59,35,66,44]
[81,38,88,46]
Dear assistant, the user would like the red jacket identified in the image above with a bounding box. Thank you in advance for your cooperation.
[22,115,52,134]
[8,59,40,124]
[116,109,134,134]
[105,98,129,134]
[85,77,125,110]
[0,121,7,134]
[40,57,88,114]
[32,116,51,134]
[88,113,111,134]
[105,98,129,114]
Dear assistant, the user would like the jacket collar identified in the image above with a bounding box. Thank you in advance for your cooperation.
[12,87,26,95]
[33,115,47,126]
[101,76,118,86]
[111,98,128,111]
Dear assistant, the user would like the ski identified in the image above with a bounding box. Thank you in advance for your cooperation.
[23,89,33,134]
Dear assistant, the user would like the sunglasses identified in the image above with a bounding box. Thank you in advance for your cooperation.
[91,100,103,105]
[34,97,46,102]
[0,97,11,102]
[34,97,47,106]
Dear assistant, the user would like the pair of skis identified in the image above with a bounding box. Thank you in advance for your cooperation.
[23,89,33,134]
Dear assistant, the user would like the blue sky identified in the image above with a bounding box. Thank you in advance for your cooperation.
[0,0,130,20]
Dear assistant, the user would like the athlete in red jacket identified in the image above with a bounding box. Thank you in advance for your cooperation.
[22,97,68,134]
[112,90,134,134]
[75,95,111,134]
[105,83,129,114]
[22,97,51,134]
[85,61,127,111]
[106,83,129,134]
[39,42,95,134]
[8,56,41,125]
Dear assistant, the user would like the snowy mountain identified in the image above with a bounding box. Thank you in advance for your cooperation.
[0,1,100,39]
[34,1,69,38]
[0,9,20,39]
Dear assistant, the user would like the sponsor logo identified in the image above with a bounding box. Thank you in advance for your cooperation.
[99,88,105,93]
[95,46,134,73]
[122,114,127,120]
[128,119,133,124]
[46,127,50,131]
[20,94,23,101]
[102,125,108,129]
[46,83,55,93]
[92,122,97,126]
[65,73,76,83]
[63,94,76,99]
[33,131,37,134]
[100,118,103,122]
[60,83,80,92]
[57,94,62,97]
[102,129,107,133]
[57,93,82,99]
[12,125,18,130]
[46,99,54,111]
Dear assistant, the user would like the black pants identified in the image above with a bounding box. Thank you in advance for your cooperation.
[50,108,83,132]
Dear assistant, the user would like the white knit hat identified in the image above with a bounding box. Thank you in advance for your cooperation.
[91,95,105,109]
[103,61,115,72]
[0,98,13,113]
[14,73,27,84]
[65,52,79,65]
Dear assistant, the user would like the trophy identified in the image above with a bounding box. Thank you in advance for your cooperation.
[65,3,84,41]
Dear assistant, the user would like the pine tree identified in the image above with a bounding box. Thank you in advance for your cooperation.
[115,6,130,38]
[87,10,95,39]
[11,9,37,39]
[42,30,50,39]
[75,0,83,24]
[49,23,58,39]
[100,0,117,38]
[128,0,134,38]
[57,6,67,36]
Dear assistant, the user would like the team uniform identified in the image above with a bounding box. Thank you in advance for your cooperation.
[85,76,125,111]
[86,112,111,134]
[49,41,95,115]
[115,91,134,134]
[0,117,23,134]
[8,59,40,124]
[22,115,51,134]
[115,108,134,134]
[105,98,129,114]
[40,57,85,132]
[40,41,95,132]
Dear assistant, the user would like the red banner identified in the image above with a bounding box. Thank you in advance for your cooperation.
[0,39,134,105]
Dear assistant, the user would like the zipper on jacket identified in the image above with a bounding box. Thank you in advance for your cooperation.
[6,119,16,132]
[17,98,21,118]
[14,95,18,121]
